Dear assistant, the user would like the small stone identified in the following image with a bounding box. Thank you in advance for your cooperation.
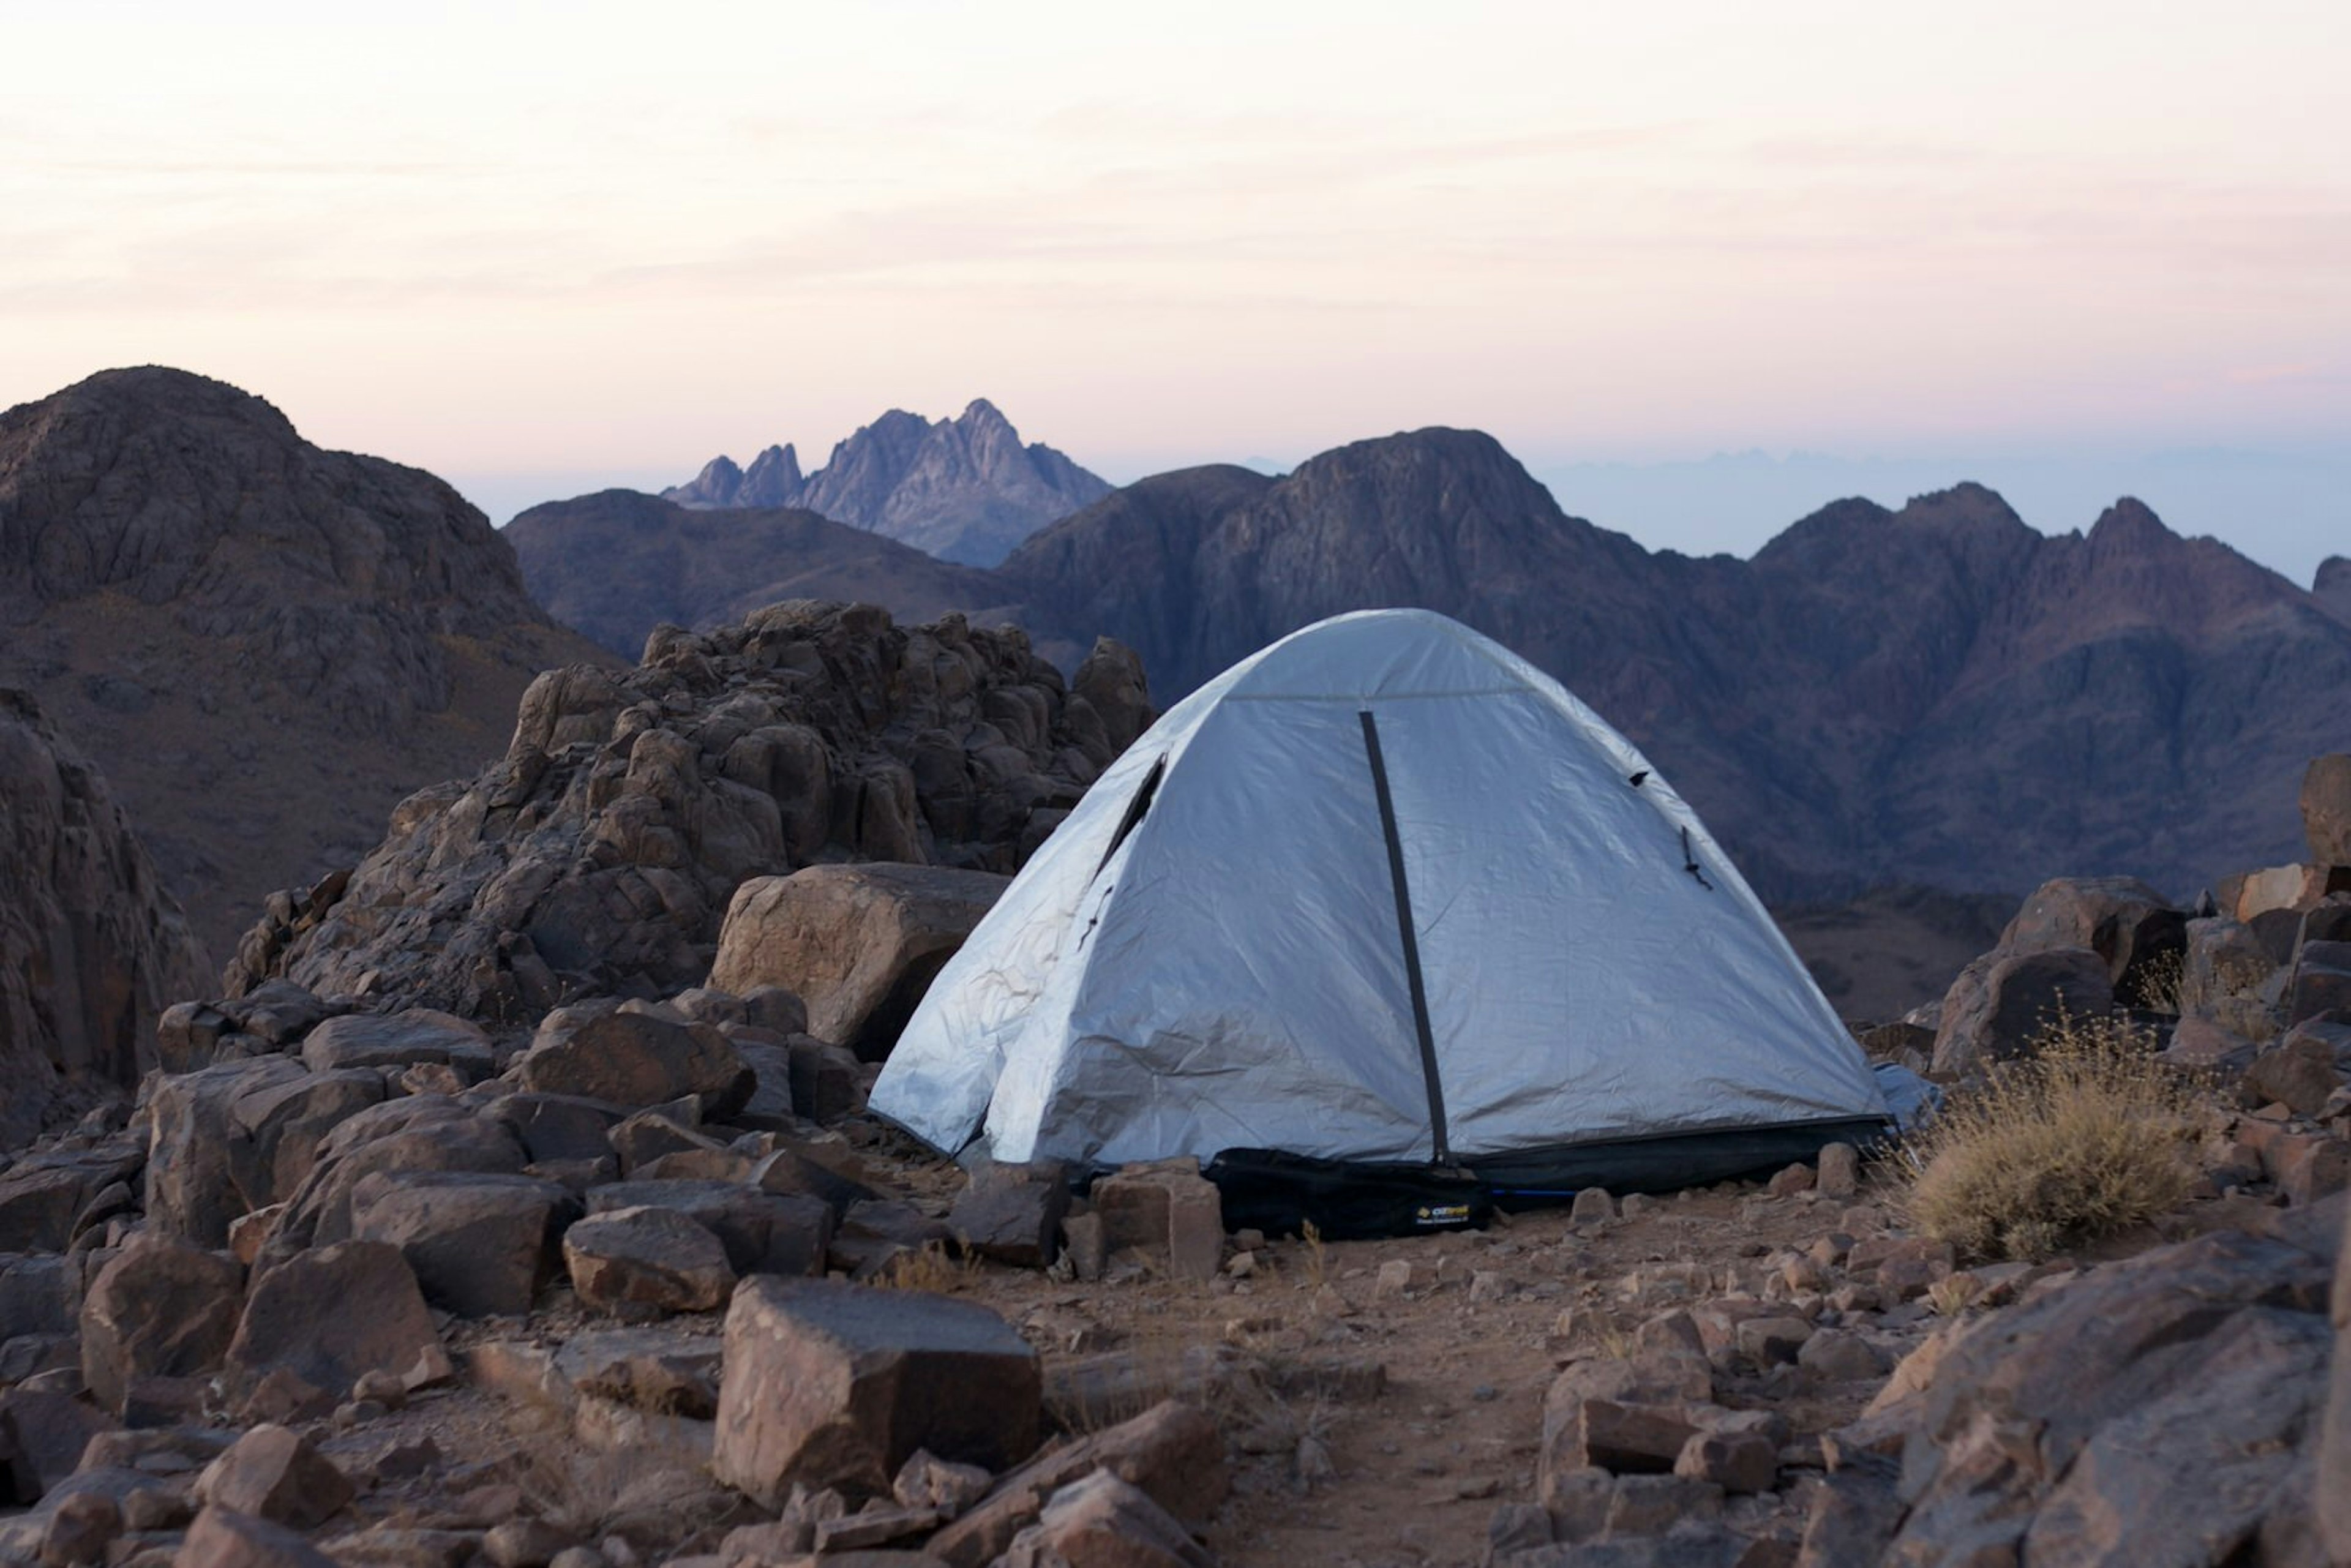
[1619,1193,1661,1218]
[1468,1269,1509,1304]
[893,1448,994,1515]
[1570,1188,1618,1225]
[1817,1142,1860,1199]
[1735,1316,1815,1367]
[351,1369,408,1409]
[482,1520,575,1568]
[1767,1163,1816,1198]
[1373,1259,1415,1299]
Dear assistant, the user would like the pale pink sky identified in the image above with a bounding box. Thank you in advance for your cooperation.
[5,2,2346,566]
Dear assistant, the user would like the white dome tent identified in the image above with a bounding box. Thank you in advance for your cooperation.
[872,609,1886,1232]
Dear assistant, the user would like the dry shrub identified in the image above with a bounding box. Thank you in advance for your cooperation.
[1900,1011,2202,1262]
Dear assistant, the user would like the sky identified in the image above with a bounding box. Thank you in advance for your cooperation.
[4,1,2346,577]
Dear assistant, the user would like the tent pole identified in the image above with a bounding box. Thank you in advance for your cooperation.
[1358,708,1454,1166]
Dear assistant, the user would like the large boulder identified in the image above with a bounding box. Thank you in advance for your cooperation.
[1997,877,2184,1005]
[225,1240,448,1401]
[708,864,1010,1059]
[0,688,208,1142]
[147,1058,308,1247]
[1930,946,2115,1078]
[79,1235,244,1414]
[562,1205,736,1318]
[350,1171,579,1318]
[258,1097,530,1262]
[713,1277,1042,1506]
[195,1425,353,1528]
[2304,753,2351,868]
[298,1010,493,1077]
[512,1006,750,1116]
[584,1179,834,1278]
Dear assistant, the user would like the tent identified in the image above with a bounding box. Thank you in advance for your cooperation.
[871,609,1887,1226]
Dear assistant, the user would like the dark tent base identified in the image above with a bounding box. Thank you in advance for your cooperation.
[1204,1117,1889,1240]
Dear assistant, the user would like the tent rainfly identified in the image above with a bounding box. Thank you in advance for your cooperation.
[871,609,1888,1231]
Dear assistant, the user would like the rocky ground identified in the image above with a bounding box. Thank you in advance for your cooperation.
[1,600,2348,1566]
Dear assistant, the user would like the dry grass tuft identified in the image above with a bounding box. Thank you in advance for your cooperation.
[872,1240,979,1294]
[1899,1010,2203,1262]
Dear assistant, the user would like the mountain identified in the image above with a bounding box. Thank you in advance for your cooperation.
[0,367,612,964]
[662,399,1111,565]
[2319,557,2351,624]
[0,688,206,1141]
[997,432,2351,901]
[507,490,1020,661]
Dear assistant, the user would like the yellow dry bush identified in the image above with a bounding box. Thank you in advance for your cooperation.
[1900,1011,2202,1262]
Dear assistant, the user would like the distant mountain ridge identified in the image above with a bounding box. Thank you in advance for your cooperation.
[663,399,1111,566]
[520,422,2351,902]
[997,434,2351,899]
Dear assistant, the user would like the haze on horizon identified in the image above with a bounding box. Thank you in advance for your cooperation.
[5,1,2346,577]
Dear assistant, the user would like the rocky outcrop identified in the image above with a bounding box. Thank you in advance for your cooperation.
[0,367,610,961]
[223,602,1154,1021]
[506,490,1018,661]
[708,865,1010,1059]
[1853,1200,2341,1565]
[0,689,206,1140]
[663,400,1111,566]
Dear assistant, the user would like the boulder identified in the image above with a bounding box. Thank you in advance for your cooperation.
[1089,1161,1223,1280]
[1998,877,2185,1004]
[925,1401,1225,1568]
[197,1425,353,1528]
[1930,946,2114,1077]
[712,1277,1041,1506]
[1002,1470,1211,1568]
[226,1068,391,1212]
[79,1236,244,1415]
[2242,1032,2345,1117]
[225,1240,448,1401]
[179,1505,341,1568]
[147,1057,310,1246]
[948,1161,1070,1269]
[708,865,1010,1059]
[2181,916,2273,1011]
[350,1171,578,1318]
[260,1097,532,1260]
[583,1179,834,1278]
[561,1206,736,1317]
[299,1010,493,1078]
[2304,754,2351,868]
[2288,940,2351,1028]
[0,1389,106,1502]
[513,1008,749,1117]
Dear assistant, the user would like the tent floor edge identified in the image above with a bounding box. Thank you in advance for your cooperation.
[1472,1116,1892,1207]
[1203,1117,1890,1239]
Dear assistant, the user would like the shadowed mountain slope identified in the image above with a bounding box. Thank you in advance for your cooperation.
[0,367,612,962]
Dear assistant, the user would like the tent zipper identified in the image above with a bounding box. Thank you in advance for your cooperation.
[1358,708,1454,1168]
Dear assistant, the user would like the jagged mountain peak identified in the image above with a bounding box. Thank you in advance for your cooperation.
[659,399,1111,565]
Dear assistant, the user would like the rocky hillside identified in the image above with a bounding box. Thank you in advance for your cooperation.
[506,490,1018,660]
[1000,435,2351,901]
[0,689,206,1142]
[664,400,1111,566]
[0,368,612,964]
[222,602,1153,1021]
